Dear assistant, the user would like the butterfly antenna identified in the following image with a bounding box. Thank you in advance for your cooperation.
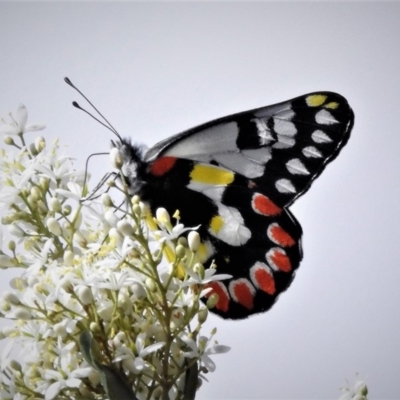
[64,77,123,141]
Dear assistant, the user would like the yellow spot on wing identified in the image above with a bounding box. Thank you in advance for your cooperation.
[210,215,224,233]
[325,101,339,109]
[306,94,327,107]
[190,164,234,185]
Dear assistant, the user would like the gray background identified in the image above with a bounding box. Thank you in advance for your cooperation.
[1,2,399,399]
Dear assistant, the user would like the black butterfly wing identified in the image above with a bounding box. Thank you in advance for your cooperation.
[143,92,353,319]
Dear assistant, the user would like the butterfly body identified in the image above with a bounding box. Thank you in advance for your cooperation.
[115,92,354,319]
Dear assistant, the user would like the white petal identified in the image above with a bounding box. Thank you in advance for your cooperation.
[0,124,19,135]
[140,342,166,358]
[65,377,82,388]
[45,381,64,400]
[16,104,28,130]
[24,123,46,132]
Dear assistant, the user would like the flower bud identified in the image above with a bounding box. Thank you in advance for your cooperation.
[15,307,32,320]
[145,277,156,292]
[177,237,187,247]
[30,186,42,201]
[9,360,22,372]
[4,136,14,145]
[0,255,14,268]
[193,263,205,279]
[46,217,62,236]
[117,220,135,236]
[8,240,16,252]
[63,250,74,266]
[37,200,48,215]
[132,204,142,216]
[188,231,200,252]
[1,215,13,225]
[39,177,50,191]
[0,300,11,312]
[49,197,62,213]
[156,208,170,224]
[130,282,146,300]
[27,194,37,208]
[107,179,116,187]
[3,291,20,305]
[197,307,208,324]
[34,136,45,152]
[110,147,123,169]
[206,293,219,309]
[29,143,38,156]
[101,193,113,207]
[175,244,186,259]
[131,195,140,205]
[90,322,100,334]
[75,286,94,305]
[62,204,72,216]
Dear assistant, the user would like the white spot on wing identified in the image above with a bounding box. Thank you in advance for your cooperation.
[302,146,322,158]
[242,148,272,164]
[164,122,239,158]
[213,153,265,178]
[312,129,332,143]
[276,108,295,120]
[275,178,296,194]
[273,118,297,137]
[272,136,295,149]
[209,204,251,246]
[286,158,310,175]
[315,109,338,125]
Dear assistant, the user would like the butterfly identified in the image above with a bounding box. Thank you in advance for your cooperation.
[113,92,354,320]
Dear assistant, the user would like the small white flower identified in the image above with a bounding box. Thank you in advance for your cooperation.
[180,334,230,373]
[114,333,165,373]
[0,104,45,136]
[181,265,232,288]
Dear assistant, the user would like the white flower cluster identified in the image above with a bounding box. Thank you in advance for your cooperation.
[0,106,230,400]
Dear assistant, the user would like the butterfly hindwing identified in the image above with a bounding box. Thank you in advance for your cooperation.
[120,92,354,319]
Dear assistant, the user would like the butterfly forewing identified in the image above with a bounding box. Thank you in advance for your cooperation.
[133,92,354,319]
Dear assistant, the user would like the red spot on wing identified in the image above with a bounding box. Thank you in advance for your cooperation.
[252,193,281,216]
[204,282,229,312]
[268,248,292,272]
[150,157,177,176]
[230,280,254,310]
[254,266,276,295]
[268,224,296,247]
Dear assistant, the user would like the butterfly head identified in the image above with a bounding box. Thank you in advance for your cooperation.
[111,138,148,195]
